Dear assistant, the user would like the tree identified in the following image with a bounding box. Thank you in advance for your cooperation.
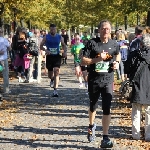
[1,0,150,31]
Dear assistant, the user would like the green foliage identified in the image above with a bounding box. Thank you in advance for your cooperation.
[1,0,150,29]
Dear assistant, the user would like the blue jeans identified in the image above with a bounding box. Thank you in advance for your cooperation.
[116,61,124,80]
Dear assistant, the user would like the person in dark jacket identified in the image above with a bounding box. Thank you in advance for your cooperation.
[129,26,143,52]
[125,33,150,141]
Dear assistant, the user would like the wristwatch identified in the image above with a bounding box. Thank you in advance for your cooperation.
[116,61,119,63]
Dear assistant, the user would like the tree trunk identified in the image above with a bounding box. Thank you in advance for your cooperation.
[147,11,150,26]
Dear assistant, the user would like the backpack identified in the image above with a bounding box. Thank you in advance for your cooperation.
[118,40,128,61]
[120,48,150,101]
[119,80,132,101]
[28,37,38,56]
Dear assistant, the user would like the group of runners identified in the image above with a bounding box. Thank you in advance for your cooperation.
[40,20,120,148]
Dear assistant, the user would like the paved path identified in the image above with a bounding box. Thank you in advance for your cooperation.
[0,56,144,150]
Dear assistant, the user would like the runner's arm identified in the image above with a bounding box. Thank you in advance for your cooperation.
[115,52,121,63]
[81,56,102,65]
[81,41,102,65]
[112,44,121,69]
[114,44,121,63]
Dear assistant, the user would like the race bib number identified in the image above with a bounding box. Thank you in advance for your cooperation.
[76,54,80,60]
[49,48,57,55]
[95,61,109,72]
[75,48,81,60]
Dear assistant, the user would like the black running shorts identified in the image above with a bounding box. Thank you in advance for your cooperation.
[88,81,113,115]
[81,66,87,71]
[74,62,87,71]
[46,55,61,71]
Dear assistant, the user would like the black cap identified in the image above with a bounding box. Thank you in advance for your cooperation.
[50,23,56,27]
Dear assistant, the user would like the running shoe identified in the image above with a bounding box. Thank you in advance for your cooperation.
[100,138,113,148]
[50,80,54,88]
[79,83,83,88]
[87,124,96,142]
[52,90,58,97]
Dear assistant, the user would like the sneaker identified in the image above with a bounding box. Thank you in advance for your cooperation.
[52,90,58,97]
[29,78,34,83]
[50,80,54,88]
[87,124,96,142]
[62,59,65,64]
[32,79,37,82]
[86,91,89,95]
[29,77,34,83]
[85,82,88,88]
[100,138,113,148]
[24,80,29,83]
[18,77,24,83]
[79,83,83,88]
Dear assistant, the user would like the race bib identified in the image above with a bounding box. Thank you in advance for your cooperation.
[75,48,81,60]
[76,54,80,60]
[49,48,57,55]
[95,61,109,72]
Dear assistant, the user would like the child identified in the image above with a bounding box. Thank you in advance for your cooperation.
[71,35,85,87]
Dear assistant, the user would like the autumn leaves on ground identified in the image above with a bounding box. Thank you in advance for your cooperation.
[0,73,150,149]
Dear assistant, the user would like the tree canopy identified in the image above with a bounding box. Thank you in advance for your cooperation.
[0,0,150,30]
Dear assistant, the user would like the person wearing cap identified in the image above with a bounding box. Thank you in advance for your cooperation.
[40,24,66,97]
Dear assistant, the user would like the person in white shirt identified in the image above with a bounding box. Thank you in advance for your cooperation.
[0,27,11,93]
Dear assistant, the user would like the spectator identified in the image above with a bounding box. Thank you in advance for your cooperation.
[128,33,135,44]
[27,29,41,82]
[0,27,11,93]
[130,26,144,52]
[12,27,22,66]
[126,33,150,141]
[61,29,68,64]
[13,30,28,82]
[116,32,128,82]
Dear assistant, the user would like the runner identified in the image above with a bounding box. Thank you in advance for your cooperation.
[40,24,66,97]
[81,20,120,148]
[61,29,68,64]
[71,34,87,88]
